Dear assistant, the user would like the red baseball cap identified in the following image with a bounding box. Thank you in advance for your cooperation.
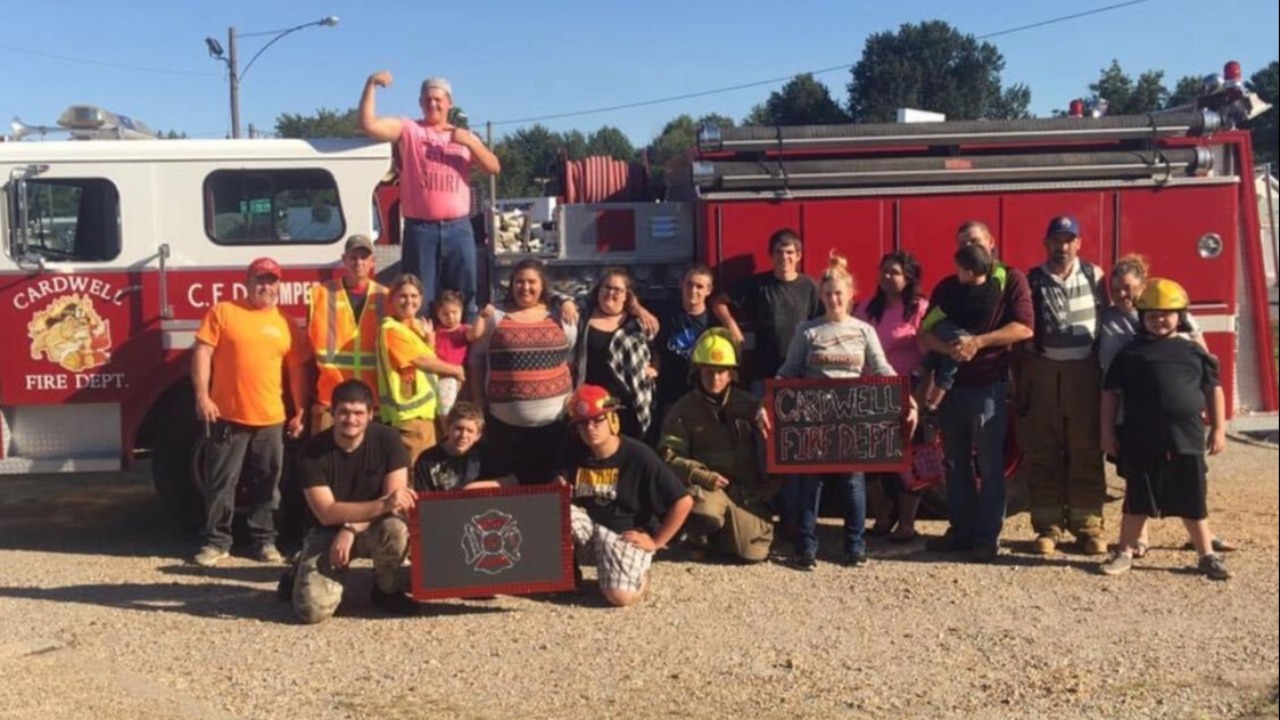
[566,385,623,425]
[247,257,283,279]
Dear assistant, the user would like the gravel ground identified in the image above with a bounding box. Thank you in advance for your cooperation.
[1,441,1277,720]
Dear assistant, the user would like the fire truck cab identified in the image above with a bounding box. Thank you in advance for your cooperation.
[0,127,392,514]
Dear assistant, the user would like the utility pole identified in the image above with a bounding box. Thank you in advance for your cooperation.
[228,27,241,139]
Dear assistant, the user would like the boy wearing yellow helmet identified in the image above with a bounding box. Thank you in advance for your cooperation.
[657,329,777,563]
[1099,278,1231,580]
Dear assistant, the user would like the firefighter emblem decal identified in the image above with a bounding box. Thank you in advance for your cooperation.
[461,509,523,574]
[27,294,112,372]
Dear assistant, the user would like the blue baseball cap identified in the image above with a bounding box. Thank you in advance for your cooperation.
[1045,215,1080,239]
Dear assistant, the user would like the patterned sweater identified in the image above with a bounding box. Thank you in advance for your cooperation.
[477,307,577,427]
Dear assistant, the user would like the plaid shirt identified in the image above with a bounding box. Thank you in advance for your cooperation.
[574,315,655,433]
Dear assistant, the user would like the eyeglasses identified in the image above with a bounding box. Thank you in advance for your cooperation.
[600,286,628,295]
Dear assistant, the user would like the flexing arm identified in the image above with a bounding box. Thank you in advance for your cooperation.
[452,128,501,175]
[358,71,405,142]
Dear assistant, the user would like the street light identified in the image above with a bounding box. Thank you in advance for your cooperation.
[205,15,339,138]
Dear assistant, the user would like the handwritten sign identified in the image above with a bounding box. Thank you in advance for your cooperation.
[409,484,574,600]
[763,377,911,474]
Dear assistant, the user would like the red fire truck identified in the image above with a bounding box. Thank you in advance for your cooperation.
[2,64,1275,527]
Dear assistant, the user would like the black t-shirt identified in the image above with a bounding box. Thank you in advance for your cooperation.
[413,441,502,492]
[298,423,409,528]
[730,272,822,380]
[1104,335,1220,455]
[554,436,689,535]
[654,309,718,405]
[949,281,1003,333]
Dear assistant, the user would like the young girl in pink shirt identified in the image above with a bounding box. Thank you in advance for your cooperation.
[430,290,485,418]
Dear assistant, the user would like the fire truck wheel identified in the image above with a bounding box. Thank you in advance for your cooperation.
[149,402,203,536]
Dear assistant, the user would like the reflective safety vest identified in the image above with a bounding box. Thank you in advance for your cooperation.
[376,317,438,424]
[308,279,387,406]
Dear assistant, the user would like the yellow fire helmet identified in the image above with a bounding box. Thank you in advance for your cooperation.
[691,328,738,368]
[1136,277,1190,312]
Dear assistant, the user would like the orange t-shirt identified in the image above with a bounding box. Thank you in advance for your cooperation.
[196,300,304,427]
[382,319,436,402]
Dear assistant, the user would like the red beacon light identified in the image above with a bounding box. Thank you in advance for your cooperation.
[1223,60,1243,87]
[1068,99,1086,118]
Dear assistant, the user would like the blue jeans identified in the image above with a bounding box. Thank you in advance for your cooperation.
[788,473,867,558]
[938,381,1009,549]
[402,217,478,320]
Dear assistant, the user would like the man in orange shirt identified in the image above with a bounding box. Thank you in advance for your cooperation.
[191,257,309,567]
[308,235,388,433]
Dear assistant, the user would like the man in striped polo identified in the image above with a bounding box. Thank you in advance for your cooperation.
[1020,215,1109,556]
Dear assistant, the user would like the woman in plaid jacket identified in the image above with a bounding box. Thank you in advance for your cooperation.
[573,267,657,440]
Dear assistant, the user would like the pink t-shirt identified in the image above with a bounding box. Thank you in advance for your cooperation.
[397,120,472,221]
[434,325,470,365]
[856,298,929,378]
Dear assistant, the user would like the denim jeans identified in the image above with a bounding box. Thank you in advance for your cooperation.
[402,217,478,320]
[937,380,1009,549]
[788,473,867,558]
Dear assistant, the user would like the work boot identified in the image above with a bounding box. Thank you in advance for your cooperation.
[1078,536,1109,556]
[1032,532,1060,556]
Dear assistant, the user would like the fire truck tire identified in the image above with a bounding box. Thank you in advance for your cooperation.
[149,403,204,536]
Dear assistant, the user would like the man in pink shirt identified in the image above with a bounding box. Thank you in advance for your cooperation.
[359,71,501,321]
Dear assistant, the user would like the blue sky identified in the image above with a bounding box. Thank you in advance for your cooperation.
[2,0,1276,144]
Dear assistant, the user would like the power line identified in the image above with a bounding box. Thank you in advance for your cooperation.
[0,40,216,77]
[488,0,1159,127]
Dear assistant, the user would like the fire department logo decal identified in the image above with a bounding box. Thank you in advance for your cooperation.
[460,509,523,575]
[27,294,112,372]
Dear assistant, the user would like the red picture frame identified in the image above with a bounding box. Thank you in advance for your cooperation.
[408,484,575,601]
[763,376,913,474]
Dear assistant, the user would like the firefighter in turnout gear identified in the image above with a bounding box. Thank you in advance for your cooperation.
[308,235,389,433]
[657,329,777,562]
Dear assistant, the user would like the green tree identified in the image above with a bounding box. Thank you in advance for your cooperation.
[1088,61,1169,115]
[1248,60,1278,168]
[585,126,636,160]
[747,73,848,126]
[493,124,564,198]
[847,21,1030,122]
[1167,74,1204,109]
[558,129,588,160]
[275,108,361,138]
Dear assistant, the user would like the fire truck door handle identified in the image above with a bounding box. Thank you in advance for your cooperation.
[157,243,174,320]
[112,285,142,303]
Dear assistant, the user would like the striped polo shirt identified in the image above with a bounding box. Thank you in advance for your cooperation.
[1029,260,1104,362]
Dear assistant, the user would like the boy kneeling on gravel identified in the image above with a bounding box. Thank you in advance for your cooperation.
[1099,279,1232,581]
[286,379,421,622]
[553,385,693,607]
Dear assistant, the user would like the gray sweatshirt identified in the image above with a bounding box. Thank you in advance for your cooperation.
[777,316,896,380]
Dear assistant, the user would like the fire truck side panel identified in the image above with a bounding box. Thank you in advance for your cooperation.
[998,191,1110,273]
[898,195,1000,295]
[795,199,889,297]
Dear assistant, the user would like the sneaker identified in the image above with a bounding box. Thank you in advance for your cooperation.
[191,545,230,568]
[925,531,972,553]
[843,552,869,568]
[371,587,420,616]
[966,545,1000,565]
[788,553,817,571]
[1099,550,1133,576]
[1078,536,1109,556]
[1197,554,1233,581]
[1032,533,1059,556]
[251,544,285,564]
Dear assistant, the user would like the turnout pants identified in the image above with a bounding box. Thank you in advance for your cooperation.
[292,517,410,624]
[1017,353,1106,538]
[686,486,774,563]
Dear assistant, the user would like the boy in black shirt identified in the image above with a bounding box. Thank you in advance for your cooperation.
[711,228,822,389]
[554,385,693,607]
[650,265,720,440]
[1099,279,1231,580]
[413,402,511,492]
[291,380,419,622]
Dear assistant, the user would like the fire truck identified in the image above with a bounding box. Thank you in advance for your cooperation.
[2,61,1276,526]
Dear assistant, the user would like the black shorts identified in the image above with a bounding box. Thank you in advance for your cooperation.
[1120,452,1208,520]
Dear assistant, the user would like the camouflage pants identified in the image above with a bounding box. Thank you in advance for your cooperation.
[292,517,409,624]
[686,486,774,563]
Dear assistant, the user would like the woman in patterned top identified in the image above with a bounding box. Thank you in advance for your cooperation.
[573,267,657,440]
[471,260,578,484]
